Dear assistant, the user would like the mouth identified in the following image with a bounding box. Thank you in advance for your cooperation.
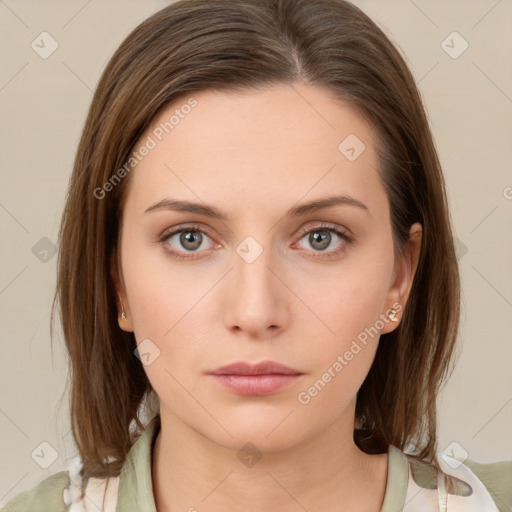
[207,360,304,396]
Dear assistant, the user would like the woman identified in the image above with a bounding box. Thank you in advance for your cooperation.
[3,0,510,511]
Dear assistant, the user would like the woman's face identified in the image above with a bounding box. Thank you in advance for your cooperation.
[113,82,421,451]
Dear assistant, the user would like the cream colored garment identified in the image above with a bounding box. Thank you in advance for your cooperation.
[403,452,500,511]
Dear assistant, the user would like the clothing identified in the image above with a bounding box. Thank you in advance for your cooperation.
[2,415,511,511]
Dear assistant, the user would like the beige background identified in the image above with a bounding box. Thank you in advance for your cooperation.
[1,0,511,505]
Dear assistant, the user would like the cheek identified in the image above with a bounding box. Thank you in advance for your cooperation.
[308,255,392,344]
[121,227,206,337]
[121,255,210,405]
[120,238,215,390]
[294,278,385,414]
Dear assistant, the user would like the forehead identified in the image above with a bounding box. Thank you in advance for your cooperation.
[124,83,384,217]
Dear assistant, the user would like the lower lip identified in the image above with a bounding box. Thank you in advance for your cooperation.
[210,374,303,395]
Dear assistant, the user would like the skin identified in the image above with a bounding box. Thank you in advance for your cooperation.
[111,82,422,512]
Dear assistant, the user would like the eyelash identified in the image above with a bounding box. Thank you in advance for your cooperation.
[155,223,353,261]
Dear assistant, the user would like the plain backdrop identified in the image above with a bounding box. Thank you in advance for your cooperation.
[1,0,511,506]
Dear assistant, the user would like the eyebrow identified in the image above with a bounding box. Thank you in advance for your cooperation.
[144,194,369,219]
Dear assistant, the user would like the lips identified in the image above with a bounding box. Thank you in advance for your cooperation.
[208,360,303,376]
[207,361,304,396]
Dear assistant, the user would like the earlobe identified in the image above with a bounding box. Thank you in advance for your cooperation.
[380,301,403,335]
[119,294,127,321]
[116,292,134,332]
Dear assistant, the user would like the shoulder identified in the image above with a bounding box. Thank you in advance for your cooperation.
[463,457,512,512]
[0,470,70,512]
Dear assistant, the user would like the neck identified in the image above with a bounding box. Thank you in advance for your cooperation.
[151,406,388,512]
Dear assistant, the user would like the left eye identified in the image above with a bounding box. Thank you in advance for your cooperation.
[295,225,351,256]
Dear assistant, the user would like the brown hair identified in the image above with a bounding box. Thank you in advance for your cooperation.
[51,0,461,493]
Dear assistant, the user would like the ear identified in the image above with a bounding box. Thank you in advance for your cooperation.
[380,222,422,334]
[110,249,134,332]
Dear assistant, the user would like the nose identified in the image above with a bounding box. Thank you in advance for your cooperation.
[222,238,289,339]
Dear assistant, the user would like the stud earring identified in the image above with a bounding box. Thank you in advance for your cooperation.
[388,308,399,322]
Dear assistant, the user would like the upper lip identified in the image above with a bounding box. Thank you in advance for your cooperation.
[208,360,303,376]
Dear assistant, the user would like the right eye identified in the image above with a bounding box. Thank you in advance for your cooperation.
[157,225,220,260]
